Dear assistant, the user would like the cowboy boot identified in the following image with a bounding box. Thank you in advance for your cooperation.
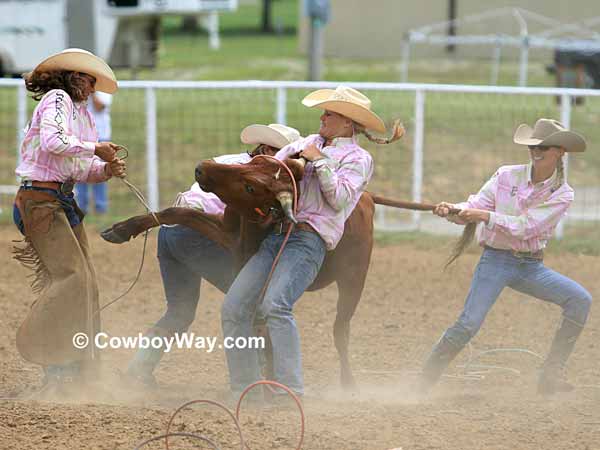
[125,326,170,387]
[538,317,584,396]
[418,336,463,395]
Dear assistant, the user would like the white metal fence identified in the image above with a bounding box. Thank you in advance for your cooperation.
[1,79,600,239]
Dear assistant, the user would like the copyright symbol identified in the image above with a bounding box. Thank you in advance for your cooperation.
[72,332,89,349]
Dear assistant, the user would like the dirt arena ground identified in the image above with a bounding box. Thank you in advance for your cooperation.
[1,224,599,450]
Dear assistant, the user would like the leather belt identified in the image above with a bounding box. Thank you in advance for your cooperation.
[21,180,62,190]
[21,180,75,195]
[485,245,543,260]
[273,221,317,235]
[295,222,317,234]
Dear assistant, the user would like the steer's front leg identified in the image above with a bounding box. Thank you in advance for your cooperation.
[101,207,235,249]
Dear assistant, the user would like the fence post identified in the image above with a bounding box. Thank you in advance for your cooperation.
[276,86,287,125]
[556,93,572,239]
[16,84,27,170]
[412,89,425,228]
[145,87,159,211]
[400,37,411,83]
[208,11,220,50]
[518,39,529,87]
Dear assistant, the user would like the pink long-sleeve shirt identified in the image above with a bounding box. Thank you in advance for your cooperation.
[455,163,573,252]
[172,152,252,214]
[275,134,374,250]
[15,89,109,183]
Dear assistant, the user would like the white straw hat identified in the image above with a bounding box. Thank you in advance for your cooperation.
[301,85,386,133]
[240,123,302,149]
[513,118,586,152]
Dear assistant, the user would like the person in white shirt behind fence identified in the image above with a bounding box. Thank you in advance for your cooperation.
[76,91,113,214]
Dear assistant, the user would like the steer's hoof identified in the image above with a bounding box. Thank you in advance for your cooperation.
[100,227,131,244]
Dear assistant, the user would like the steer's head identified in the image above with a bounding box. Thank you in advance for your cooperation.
[195,156,305,223]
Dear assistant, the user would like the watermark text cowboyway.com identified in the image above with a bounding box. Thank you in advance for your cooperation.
[72,332,265,353]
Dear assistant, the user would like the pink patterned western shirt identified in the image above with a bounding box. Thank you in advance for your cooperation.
[454,163,573,252]
[15,89,109,183]
[276,134,374,250]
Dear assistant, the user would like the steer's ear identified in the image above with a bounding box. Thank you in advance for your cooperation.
[284,158,305,182]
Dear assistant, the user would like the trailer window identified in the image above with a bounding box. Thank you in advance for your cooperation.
[107,0,139,7]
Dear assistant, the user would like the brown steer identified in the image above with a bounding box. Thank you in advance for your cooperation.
[101,156,437,389]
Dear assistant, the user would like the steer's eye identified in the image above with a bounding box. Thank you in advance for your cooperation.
[245,184,255,194]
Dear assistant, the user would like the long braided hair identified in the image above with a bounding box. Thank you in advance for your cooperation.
[353,119,405,144]
[445,154,566,268]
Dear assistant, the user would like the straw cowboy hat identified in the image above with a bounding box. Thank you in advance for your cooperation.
[33,48,118,94]
[240,123,302,149]
[302,85,386,133]
[513,118,586,152]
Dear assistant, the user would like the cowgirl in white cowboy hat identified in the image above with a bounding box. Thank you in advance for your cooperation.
[221,86,403,398]
[421,118,592,396]
[124,123,301,386]
[13,48,126,395]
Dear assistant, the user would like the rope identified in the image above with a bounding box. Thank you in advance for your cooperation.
[249,155,299,309]
[97,231,149,314]
[460,348,544,375]
[97,145,159,315]
[237,380,305,450]
[155,380,305,450]
[165,399,245,450]
[134,433,221,450]
[113,145,160,226]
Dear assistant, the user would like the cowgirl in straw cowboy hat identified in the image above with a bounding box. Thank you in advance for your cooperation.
[221,86,403,398]
[13,48,126,394]
[420,118,592,396]
[125,123,302,386]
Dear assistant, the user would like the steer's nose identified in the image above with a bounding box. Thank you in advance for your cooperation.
[195,165,202,181]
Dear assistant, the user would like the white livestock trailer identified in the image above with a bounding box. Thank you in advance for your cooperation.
[0,0,238,75]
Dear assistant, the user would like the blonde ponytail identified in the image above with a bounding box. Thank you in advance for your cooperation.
[445,222,477,269]
[354,119,405,145]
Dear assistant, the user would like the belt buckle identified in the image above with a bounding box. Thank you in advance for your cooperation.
[21,180,33,188]
[60,180,74,195]
[511,250,528,259]
[512,249,540,260]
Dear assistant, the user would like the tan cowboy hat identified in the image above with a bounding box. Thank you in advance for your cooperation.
[513,118,586,152]
[302,85,386,133]
[33,48,118,94]
[240,123,302,149]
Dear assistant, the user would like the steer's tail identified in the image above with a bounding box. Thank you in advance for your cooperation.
[369,193,472,268]
[369,194,437,212]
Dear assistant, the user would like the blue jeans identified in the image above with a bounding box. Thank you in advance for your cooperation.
[443,247,592,349]
[154,225,234,333]
[76,182,108,214]
[221,230,326,395]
